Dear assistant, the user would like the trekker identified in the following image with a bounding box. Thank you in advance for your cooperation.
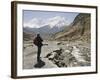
[33,34,43,62]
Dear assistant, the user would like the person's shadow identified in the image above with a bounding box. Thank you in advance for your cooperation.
[34,59,45,68]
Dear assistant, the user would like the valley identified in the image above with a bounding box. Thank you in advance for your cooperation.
[23,13,91,69]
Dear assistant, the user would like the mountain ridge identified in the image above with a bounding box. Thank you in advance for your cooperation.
[24,16,68,29]
[54,13,91,42]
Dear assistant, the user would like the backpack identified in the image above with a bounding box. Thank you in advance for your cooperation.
[33,39,38,46]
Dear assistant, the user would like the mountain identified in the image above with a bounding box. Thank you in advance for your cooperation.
[24,16,68,29]
[23,27,36,41]
[35,24,66,34]
[54,13,91,42]
[45,16,68,28]
[23,16,68,39]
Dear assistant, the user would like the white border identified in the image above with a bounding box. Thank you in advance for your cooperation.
[17,3,96,76]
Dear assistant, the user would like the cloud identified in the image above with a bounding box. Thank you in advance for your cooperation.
[24,18,42,28]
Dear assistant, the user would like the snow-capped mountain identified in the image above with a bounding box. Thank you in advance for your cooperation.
[24,16,68,29]
[24,18,43,28]
[23,16,68,39]
[44,16,68,28]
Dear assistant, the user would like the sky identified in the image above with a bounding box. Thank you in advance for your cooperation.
[23,10,79,28]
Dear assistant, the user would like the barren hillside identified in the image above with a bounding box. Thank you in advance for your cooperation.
[54,13,91,42]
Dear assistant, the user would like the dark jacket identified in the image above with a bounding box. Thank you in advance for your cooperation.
[34,36,43,47]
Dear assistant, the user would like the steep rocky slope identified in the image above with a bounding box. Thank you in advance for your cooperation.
[54,13,91,42]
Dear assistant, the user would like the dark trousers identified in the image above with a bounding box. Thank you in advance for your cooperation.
[37,46,42,62]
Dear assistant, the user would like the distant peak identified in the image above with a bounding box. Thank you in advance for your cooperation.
[24,16,68,29]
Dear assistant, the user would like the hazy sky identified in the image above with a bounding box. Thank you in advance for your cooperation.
[23,10,79,28]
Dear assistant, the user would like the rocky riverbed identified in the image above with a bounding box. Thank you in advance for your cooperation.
[23,40,91,69]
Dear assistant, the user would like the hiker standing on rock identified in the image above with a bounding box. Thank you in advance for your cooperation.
[33,34,43,62]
